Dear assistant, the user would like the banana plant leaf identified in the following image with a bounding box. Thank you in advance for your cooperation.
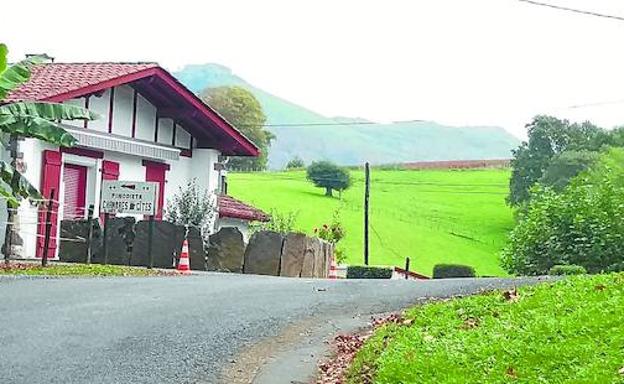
[0,44,7,75]
[0,161,42,207]
[0,114,78,147]
[0,55,43,100]
[0,102,98,121]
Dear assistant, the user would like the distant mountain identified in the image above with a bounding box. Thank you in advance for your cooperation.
[174,64,520,169]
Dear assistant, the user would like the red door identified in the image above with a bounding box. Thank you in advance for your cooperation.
[143,161,169,220]
[63,164,87,220]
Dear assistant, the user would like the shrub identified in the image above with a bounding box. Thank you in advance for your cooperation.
[250,208,298,235]
[164,178,216,245]
[549,264,587,276]
[502,148,624,275]
[347,266,392,279]
[606,262,624,273]
[285,156,305,170]
[315,209,347,264]
[432,264,476,279]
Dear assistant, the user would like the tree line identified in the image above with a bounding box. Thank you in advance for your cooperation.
[504,115,624,275]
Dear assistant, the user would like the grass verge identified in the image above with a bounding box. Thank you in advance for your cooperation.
[0,262,172,277]
[347,274,624,383]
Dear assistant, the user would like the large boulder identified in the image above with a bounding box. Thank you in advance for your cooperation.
[279,232,307,277]
[186,227,206,271]
[244,231,283,276]
[206,227,245,273]
[310,237,324,278]
[132,220,184,268]
[92,217,134,265]
[301,237,317,278]
[59,219,102,263]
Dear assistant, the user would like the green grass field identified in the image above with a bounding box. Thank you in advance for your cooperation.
[347,273,624,383]
[229,168,514,276]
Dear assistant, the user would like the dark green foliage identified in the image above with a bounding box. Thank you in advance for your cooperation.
[200,86,273,171]
[540,150,599,192]
[432,264,476,279]
[549,265,587,276]
[285,156,305,170]
[306,161,352,197]
[508,115,611,206]
[502,149,624,275]
[347,266,392,279]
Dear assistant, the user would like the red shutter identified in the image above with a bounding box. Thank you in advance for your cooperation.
[102,160,119,181]
[101,160,119,221]
[37,150,62,258]
[143,160,169,220]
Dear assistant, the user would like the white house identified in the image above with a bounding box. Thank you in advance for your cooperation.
[1,62,268,259]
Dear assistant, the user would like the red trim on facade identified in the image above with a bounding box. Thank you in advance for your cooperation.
[102,160,120,180]
[83,96,90,129]
[179,149,192,158]
[131,89,138,138]
[40,67,258,156]
[37,150,62,258]
[141,159,170,171]
[150,67,259,156]
[107,87,115,134]
[62,164,88,220]
[61,147,104,159]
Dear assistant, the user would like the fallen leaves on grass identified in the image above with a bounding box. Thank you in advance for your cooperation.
[505,367,518,379]
[502,288,520,302]
[318,313,408,384]
[460,316,480,330]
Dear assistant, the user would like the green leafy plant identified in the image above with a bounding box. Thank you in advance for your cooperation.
[306,161,352,197]
[502,148,624,275]
[314,209,347,263]
[432,264,476,279]
[164,178,216,245]
[346,265,392,279]
[250,208,298,235]
[0,44,96,260]
[549,264,587,276]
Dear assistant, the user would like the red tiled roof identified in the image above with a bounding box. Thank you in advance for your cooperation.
[218,195,270,222]
[4,62,158,102]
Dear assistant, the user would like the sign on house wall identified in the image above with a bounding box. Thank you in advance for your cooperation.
[101,181,158,215]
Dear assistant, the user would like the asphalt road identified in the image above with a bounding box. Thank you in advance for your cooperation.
[0,273,548,384]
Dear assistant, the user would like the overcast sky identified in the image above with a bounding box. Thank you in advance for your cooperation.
[3,0,624,138]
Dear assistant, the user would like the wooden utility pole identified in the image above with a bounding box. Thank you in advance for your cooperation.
[364,162,370,265]
[42,189,55,267]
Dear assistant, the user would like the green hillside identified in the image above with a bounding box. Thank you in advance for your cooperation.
[228,168,514,277]
[174,64,520,169]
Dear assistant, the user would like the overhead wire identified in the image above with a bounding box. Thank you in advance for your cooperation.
[517,0,624,22]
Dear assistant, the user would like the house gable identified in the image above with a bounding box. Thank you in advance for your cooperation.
[4,63,258,157]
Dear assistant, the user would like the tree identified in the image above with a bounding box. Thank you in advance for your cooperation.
[0,44,96,261]
[306,161,351,197]
[508,115,609,206]
[200,86,273,171]
[540,150,599,192]
[285,156,305,170]
[502,148,624,275]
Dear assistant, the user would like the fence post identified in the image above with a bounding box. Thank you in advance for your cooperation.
[404,257,410,280]
[147,215,154,269]
[102,213,110,265]
[85,205,94,264]
[41,189,55,267]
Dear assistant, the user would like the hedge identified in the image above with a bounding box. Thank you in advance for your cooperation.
[432,264,476,279]
[549,265,587,276]
[347,266,393,279]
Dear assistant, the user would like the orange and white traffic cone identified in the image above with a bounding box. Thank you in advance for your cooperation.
[177,238,191,275]
[328,257,338,279]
